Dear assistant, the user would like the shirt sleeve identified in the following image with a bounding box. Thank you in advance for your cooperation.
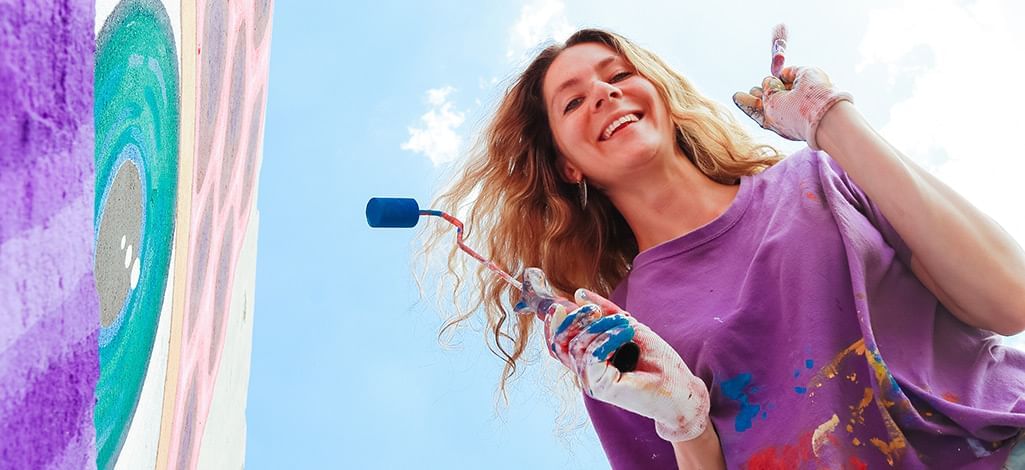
[814,149,913,266]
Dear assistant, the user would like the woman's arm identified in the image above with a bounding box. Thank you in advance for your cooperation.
[816,101,1025,335]
[670,418,726,470]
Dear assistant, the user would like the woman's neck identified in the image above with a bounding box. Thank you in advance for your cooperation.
[605,154,739,253]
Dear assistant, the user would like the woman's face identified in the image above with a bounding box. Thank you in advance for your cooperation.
[542,42,676,189]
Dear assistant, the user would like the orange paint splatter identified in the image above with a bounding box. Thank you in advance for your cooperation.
[848,387,873,427]
[942,392,960,403]
[869,436,906,466]
[806,339,867,390]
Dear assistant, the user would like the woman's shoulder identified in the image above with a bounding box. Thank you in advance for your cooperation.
[747,146,826,188]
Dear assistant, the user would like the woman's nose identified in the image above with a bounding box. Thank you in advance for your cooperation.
[592,81,623,111]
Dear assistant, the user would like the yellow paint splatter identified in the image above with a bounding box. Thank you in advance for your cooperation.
[849,387,873,426]
[846,372,857,382]
[852,437,862,446]
[812,414,840,457]
[805,339,867,391]
[869,436,906,466]
[871,390,909,465]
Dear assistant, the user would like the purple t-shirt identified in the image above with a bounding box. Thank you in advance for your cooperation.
[585,148,1025,469]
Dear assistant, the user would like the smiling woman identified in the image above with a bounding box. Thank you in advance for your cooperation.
[418,27,1025,470]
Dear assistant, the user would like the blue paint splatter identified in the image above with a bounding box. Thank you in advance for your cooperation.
[805,359,814,369]
[592,327,635,360]
[721,373,762,432]
[586,315,629,334]
[555,305,595,335]
[793,369,801,378]
[795,386,807,394]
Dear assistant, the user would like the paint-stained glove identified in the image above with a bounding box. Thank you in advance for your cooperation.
[733,66,852,151]
[516,268,711,442]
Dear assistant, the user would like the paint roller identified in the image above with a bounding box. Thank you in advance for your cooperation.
[366,197,640,373]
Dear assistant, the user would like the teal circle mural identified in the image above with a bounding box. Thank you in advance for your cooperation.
[93,0,179,467]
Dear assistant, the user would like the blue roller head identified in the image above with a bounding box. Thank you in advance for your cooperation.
[366,197,421,228]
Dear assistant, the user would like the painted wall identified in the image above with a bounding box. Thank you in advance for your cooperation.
[0,0,100,468]
[0,0,271,467]
[92,0,272,468]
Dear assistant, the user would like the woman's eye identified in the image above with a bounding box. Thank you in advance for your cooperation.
[610,71,632,82]
[564,97,583,114]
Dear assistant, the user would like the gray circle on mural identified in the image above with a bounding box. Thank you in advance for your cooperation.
[95,157,144,327]
[196,0,227,192]
[220,22,247,209]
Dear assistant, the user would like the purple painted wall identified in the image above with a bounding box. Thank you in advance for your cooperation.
[0,0,99,468]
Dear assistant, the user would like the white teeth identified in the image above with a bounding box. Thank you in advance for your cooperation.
[602,113,639,140]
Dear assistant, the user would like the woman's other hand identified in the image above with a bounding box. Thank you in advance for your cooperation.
[733,66,853,151]
[732,25,853,150]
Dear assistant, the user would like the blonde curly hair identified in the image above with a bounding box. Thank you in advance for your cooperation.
[417,28,783,399]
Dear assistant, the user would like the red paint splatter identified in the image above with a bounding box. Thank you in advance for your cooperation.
[942,392,960,403]
[804,191,817,201]
[845,455,868,470]
[746,431,814,469]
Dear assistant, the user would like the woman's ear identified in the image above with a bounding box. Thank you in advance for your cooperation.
[556,156,583,183]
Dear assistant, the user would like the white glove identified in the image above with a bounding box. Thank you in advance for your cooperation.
[734,60,853,149]
[534,270,710,442]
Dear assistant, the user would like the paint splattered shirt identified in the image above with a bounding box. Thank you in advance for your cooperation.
[584,148,1025,469]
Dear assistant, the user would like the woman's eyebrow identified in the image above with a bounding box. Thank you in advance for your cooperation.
[550,55,620,109]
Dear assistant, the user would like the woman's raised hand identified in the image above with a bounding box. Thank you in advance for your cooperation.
[732,28,853,150]
[520,269,711,442]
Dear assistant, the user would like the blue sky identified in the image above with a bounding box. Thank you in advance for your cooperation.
[247,1,1025,468]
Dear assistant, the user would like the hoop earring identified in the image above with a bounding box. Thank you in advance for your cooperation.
[577,178,588,210]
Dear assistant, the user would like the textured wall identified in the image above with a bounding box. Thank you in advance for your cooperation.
[0,0,100,468]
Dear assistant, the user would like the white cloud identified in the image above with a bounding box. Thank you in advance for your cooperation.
[401,86,466,166]
[858,0,1025,247]
[506,0,576,62]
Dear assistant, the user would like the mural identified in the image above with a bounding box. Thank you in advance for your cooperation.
[93,0,180,467]
[0,0,270,467]
[0,0,99,469]
[162,0,272,467]
[92,0,272,468]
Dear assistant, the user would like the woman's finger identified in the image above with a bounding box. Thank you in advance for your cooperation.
[749,86,763,98]
[575,288,623,316]
[761,76,785,95]
[732,92,765,127]
[779,66,799,87]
